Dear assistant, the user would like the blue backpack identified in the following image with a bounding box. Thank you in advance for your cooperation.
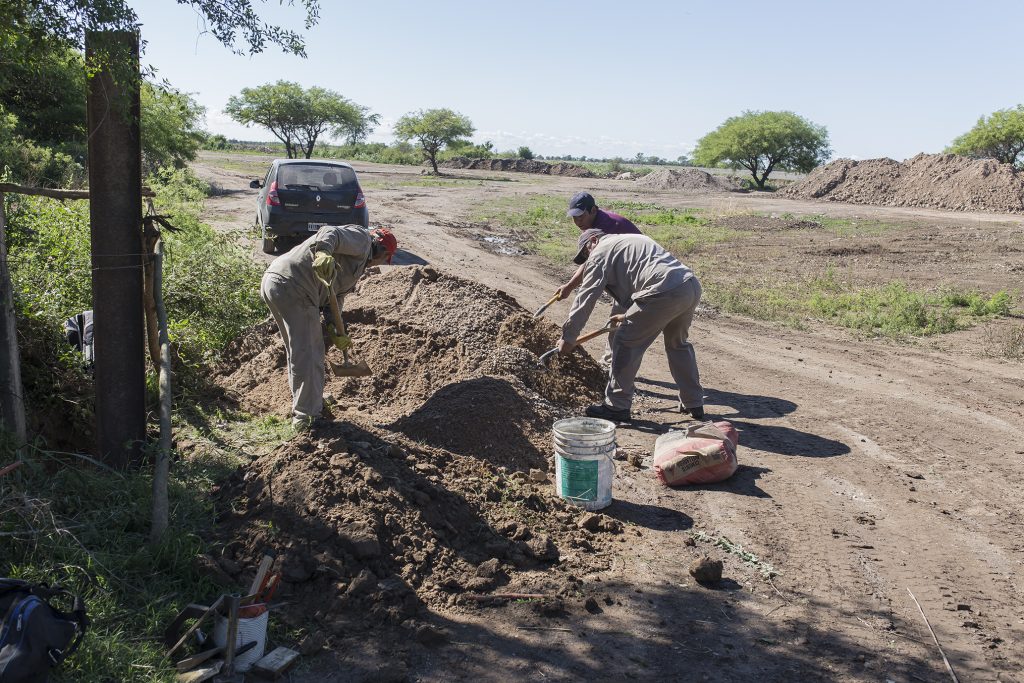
[0,580,87,683]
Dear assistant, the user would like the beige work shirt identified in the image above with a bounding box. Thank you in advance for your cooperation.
[562,234,694,341]
[264,224,372,308]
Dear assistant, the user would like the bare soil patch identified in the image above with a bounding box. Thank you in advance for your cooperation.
[712,214,822,232]
[782,153,1024,213]
[193,151,1024,682]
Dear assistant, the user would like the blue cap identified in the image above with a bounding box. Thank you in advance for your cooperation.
[567,191,596,217]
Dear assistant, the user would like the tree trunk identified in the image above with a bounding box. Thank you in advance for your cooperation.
[429,154,439,174]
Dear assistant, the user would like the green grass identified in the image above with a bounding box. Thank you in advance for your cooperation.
[475,195,738,261]
[805,213,901,237]
[0,409,295,681]
[702,266,1015,338]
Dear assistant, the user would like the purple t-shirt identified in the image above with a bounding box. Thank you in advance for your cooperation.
[592,209,641,235]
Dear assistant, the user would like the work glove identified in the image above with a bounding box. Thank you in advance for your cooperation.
[313,251,336,284]
[325,323,352,352]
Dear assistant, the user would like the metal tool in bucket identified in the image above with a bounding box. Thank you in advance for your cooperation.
[552,417,616,511]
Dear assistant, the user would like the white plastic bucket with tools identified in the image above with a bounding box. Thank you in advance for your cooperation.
[553,417,616,511]
[212,608,268,672]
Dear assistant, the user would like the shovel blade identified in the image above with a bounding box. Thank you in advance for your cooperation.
[330,360,372,378]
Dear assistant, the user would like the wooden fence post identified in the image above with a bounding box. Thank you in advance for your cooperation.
[150,240,172,543]
[0,191,27,450]
[86,30,145,468]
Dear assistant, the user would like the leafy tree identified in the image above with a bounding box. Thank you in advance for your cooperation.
[693,110,831,189]
[1,0,320,60]
[947,105,1024,169]
[393,108,474,173]
[334,104,380,145]
[225,81,372,158]
[140,82,205,174]
[676,154,691,166]
[517,146,534,160]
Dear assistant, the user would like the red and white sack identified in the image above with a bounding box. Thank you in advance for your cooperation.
[653,421,739,486]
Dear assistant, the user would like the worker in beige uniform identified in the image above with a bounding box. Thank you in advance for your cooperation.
[558,228,704,423]
[260,224,397,428]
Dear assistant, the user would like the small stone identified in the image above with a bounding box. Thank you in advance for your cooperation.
[956,604,971,611]
[627,452,644,468]
[689,556,724,584]
[415,624,449,647]
[584,597,602,614]
[684,536,696,547]
[905,471,925,480]
[346,569,377,597]
[528,468,548,483]
[578,513,602,532]
[476,558,501,578]
[299,631,326,655]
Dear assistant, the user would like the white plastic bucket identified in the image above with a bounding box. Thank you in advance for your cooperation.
[213,608,269,672]
[553,417,616,511]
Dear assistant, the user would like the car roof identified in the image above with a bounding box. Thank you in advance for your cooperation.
[273,159,355,170]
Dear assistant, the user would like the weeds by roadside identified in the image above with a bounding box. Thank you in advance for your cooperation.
[691,531,778,580]
[476,195,739,261]
[702,266,1014,338]
[982,324,1024,360]
[0,409,292,681]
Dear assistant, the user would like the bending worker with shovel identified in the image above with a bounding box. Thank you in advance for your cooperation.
[558,228,705,423]
[260,225,397,429]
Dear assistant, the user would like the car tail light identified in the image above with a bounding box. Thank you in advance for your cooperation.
[266,181,281,207]
[354,188,366,209]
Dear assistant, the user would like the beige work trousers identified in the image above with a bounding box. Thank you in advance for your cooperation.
[260,272,325,423]
[606,277,703,411]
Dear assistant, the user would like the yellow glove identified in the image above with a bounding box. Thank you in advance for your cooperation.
[326,324,352,351]
[312,251,335,284]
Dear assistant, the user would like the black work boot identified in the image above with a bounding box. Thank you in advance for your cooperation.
[585,403,632,423]
[684,405,705,420]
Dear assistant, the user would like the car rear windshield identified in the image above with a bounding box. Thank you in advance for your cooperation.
[277,164,358,189]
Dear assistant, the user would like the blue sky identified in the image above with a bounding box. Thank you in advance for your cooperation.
[134,0,1023,161]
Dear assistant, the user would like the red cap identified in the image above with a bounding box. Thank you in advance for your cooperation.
[371,227,398,264]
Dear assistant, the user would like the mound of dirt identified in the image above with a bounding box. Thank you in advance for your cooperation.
[634,168,743,193]
[439,156,595,178]
[216,265,606,468]
[208,266,619,634]
[781,153,1024,214]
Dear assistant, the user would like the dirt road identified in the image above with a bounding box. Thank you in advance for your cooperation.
[194,152,1023,682]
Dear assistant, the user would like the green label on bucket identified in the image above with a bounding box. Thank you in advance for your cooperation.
[558,455,599,501]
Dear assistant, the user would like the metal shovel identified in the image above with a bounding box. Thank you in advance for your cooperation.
[322,280,372,378]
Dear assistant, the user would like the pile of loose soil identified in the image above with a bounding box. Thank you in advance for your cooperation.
[207,266,622,634]
[216,265,606,467]
[440,156,595,178]
[209,420,625,635]
[781,153,1024,214]
[634,168,743,192]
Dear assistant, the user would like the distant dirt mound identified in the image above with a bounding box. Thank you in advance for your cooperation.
[216,266,605,466]
[439,156,595,178]
[209,266,614,634]
[634,168,743,193]
[781,153,1024,214]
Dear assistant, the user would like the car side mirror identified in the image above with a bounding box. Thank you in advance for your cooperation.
[249,179,262,189]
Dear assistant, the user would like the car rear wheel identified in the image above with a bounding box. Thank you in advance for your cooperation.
[259,220,276,254]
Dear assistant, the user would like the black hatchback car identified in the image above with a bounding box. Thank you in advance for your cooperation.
[250,159,368,254]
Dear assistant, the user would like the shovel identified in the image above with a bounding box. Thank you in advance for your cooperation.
[321,279,372,378]
[532,290,562,319]
[538,320,618,368]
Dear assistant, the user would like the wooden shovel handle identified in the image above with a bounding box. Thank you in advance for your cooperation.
[575,321,617,345]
